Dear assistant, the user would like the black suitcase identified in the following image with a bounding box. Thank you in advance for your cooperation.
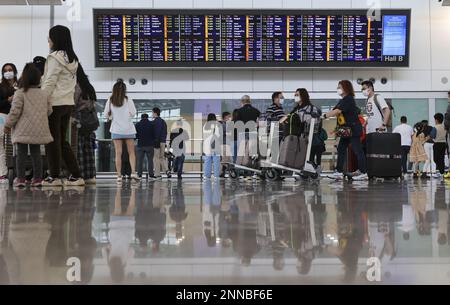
[366,133,402,178]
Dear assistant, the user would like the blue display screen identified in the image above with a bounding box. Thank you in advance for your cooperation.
[382,15,407,56]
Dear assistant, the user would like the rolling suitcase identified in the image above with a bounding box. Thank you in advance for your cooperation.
[366,133,402,178]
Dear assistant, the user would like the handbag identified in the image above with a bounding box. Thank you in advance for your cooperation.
[335,113,352,138]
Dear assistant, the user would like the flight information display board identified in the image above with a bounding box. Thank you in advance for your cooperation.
[94,9,410,68]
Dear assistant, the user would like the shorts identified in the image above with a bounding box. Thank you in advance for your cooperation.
[111,133,136,140]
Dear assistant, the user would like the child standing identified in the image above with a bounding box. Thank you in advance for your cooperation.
[410,122,428,178]
[4,63,53,187]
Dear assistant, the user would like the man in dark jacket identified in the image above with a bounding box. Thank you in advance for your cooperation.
[233,95,261,177]
[135,113,155,179]
[152,107,170,179]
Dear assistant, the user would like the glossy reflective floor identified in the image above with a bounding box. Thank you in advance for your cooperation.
[1,177,450,285]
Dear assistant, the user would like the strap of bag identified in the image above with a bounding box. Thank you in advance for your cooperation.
[373,94,384,120]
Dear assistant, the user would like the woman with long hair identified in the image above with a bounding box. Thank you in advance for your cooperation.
[103,80,139,183]
[41,25,84,186]
[74,63,98,184]
[0,62,18,184]
[322,80,367,181]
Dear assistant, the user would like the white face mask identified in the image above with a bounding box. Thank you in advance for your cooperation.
[362,89,370,97]
[3,71,14,80]
[337,88,344,96]
[294,96,301,103]
[279,98,285,105]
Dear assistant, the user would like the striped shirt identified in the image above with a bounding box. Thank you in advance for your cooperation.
[265,103,285,135]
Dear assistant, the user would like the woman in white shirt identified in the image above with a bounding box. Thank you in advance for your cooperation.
[103,80,139,182]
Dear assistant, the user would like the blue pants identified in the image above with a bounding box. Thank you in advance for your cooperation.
[336,136,367,173]
[203,154,220,178]
[173,154,185,176]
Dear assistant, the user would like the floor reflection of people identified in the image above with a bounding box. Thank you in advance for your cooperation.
[228,192,260,266]
[0,188,9,284]
[103,186,136,283]
[399,203,415,241]
[326,191,366,282]
[268,202,289,271]
[202,181,221,247]
[436,189,449,246]
[279,193,315,275]
[8,189,52,284]
[73,189,97,284]
[148,182,167,252]
[410,186,432,236]
[169,184,188,241]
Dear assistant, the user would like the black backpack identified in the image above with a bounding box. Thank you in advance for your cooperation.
[283,112,302,137]
[77,107,99,135]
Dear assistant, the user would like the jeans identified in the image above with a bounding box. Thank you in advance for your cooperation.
[16,143,42,180]
[203,154,220,178]
[423,142,436,174]
[434,142,446,174]
[336,136,367,173]
[232,140,238,163]
[173,154,185,176]
[136,146,154,177]
[401,146,411,174]
[46,105,81,178]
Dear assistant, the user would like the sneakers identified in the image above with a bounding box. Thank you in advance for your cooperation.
[85,177,96,185]
[13,178,27,188]
[64,176,85,186]
[0,175,9,184]
[327,171,344,180]
[432,173,442,179]
[31,178,43,187]
[352,172,369,181]
[349,170,363,177]
[444,172,450,179]
[117,176,123,183]
[177,175,182,180]
[166,171,172,178]
[130,173,141,181]
[42,177,63,187]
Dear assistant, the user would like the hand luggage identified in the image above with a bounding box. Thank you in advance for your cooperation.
[278,135,308,170]
[279,135,299,168]
[344,145,358,173]
[366,133,402,178]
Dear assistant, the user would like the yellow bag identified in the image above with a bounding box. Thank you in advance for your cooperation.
[337,113,346,126]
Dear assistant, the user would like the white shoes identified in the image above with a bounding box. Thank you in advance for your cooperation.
[327,171,344,180]
[85,177,96,185]
[352,173,369,181]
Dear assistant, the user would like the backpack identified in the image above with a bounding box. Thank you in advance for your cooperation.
[283,112,302,137]
[373,94,394,129]
[77,107,99,135]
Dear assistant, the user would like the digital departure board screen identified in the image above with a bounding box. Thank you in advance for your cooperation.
[93,9,410,68]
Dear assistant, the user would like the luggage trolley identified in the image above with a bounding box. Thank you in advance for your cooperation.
[261,118,319,181]
[225,130,265,180]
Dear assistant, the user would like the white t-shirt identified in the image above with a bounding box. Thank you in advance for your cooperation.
[366,94,389,134]
[103,98,137,135]
[393,123,414,146]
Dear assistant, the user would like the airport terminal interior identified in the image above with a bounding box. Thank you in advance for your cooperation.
[0,0,450,285]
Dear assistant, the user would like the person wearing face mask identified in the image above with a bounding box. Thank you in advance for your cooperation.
[0,63,18,184]
[265,92,286,139]
[361,80,391,134]
[322,81,368,181]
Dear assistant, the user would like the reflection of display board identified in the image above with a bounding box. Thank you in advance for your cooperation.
[94,9,410,68]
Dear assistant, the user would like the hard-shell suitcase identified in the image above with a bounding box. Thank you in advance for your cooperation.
[366,133,402,178]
